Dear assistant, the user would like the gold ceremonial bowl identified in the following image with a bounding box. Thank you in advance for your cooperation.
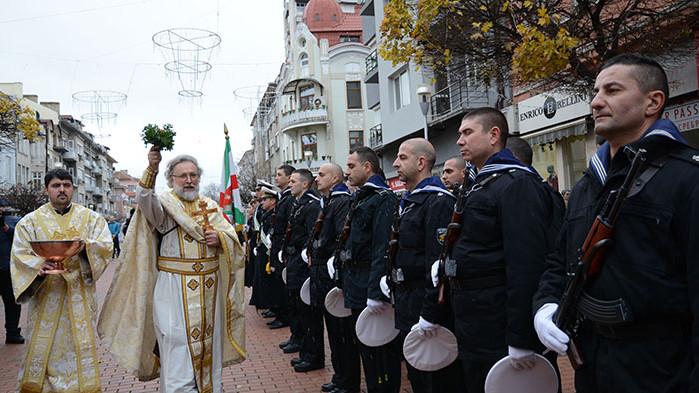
[29,240,84,274]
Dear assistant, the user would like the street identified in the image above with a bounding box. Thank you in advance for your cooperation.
[0,260,575,392]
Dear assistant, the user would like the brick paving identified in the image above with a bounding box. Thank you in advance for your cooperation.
[0,260,576,392]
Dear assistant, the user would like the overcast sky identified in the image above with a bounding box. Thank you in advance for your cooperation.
[0,0,284,190]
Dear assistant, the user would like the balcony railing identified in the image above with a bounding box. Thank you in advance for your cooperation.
[430,79,492,123]
[280,107,328,132]
[365,49,378,75]
[369,124,383,148]
[62,151,77,162]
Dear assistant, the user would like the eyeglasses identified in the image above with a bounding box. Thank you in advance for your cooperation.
[172,173,199,181]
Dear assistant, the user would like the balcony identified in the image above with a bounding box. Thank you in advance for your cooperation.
[369,124,383,148]
[429,79,493,124]
[93,187,103,196]
[283,156,332,174]
[365,50,378,84]
[84,184,95,192]
[53,145,68,153]
[281,107,329,133]
[62,151,77,163]
[84,159,93,170]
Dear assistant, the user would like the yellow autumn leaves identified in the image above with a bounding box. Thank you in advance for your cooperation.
[379,0,579,82]
[0,93,41,142]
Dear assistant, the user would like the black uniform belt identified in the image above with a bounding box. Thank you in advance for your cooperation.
[395,279,424,291]
[450,274,506,291]
[345,259,370,268]
[593,319,688,340]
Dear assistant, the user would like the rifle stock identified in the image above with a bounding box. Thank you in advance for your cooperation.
[332,193,360,285]
[385,197,401,305]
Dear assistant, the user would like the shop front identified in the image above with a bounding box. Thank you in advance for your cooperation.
[517,90,595,191]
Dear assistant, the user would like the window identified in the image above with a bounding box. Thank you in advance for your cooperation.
[393,69,411,110]
[349,131,364,149]
[333,14,337,21]
[315,13,320,20]
[301,134,317,160]
[299,53,309,77]
[340,35,360,42]
[300,86,314,109]
[346,82,362,109]
[32,171,43,186]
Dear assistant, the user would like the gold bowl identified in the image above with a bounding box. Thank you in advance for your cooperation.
[29,240,84,274]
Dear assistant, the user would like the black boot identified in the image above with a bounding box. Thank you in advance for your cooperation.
[6,328,25,344]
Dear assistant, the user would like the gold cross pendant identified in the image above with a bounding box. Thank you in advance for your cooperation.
[191,200,217,231]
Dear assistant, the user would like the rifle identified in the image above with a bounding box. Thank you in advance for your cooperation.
[281,202,298,265]
[554,146,646,370]
[384,197,402,305]
[331,192,360,286]
[305,204,326,267]
[437,164,471,304]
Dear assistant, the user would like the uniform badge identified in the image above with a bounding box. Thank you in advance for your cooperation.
[436,228,447,245]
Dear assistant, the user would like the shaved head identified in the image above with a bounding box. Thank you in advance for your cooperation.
[444,156,465,171]
[325,162,344,180]
[403,138,436,171]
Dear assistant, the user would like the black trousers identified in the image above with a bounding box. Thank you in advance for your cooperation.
[399,330,465,393]
[350,308,402,393]
[298,302,325,365]
[0,270,21,335]
[287,287,304,344]
[460,358,495,393]
[112,237,120,257]
[326,310,361,390]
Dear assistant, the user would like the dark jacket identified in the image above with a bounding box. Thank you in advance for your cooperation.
[440,149,563,363]
[250,209,284,309]
[0,215,19,271]
[285,190,321,290]
[341,174,397,309]
[534,130,699,392]
[271,188,294,272]
[393,177,455,332]
[309,183,350,308]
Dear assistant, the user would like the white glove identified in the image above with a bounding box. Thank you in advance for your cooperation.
[508,346,537,370]
[301,248,308,264]
[252,247,257,256]
[278,250,283,263]
[534,303,569,355]
[379,276,391,298]
[430,260,440,287]
[410,316,439,338]
[327,256,336,279]
[366,298,389,314]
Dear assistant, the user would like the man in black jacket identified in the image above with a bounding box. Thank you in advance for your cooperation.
[0,199,23,344]
[381,138,463,392]
[271,165,296,339]
[421,107,563,393]
[285,169,322,370]
[339,146,400,393]
[302,163,357,392]
[534,54,699,393]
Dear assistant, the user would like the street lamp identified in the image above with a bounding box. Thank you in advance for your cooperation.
[417,84,431,140]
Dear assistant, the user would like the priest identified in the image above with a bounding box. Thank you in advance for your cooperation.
[98,147,246,392]
[11,168,113,393]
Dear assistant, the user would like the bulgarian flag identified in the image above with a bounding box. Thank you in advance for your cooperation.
[219,124,246,231]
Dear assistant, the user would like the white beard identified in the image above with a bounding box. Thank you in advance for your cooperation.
[174,184,199,201]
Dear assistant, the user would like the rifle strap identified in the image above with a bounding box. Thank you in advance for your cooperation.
[627,154,669,198]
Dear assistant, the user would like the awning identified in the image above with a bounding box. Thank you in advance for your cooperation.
[521,117,590,145]
[282,77,324,95]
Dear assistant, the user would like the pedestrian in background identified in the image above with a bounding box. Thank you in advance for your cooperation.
[0,197,23,344]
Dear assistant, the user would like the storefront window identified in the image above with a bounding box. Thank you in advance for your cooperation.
[532,143,556,181]
[565,134,587,187]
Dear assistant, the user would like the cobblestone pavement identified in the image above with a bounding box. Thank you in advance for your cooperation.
[0,260,575,392]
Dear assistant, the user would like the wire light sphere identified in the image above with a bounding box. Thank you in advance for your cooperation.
[71,90,127,128]
[153,28,221,99]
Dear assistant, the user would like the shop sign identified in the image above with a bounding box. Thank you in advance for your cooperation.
[517,90,591,133]
[388,177,405,192]
[663,100,699,132]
